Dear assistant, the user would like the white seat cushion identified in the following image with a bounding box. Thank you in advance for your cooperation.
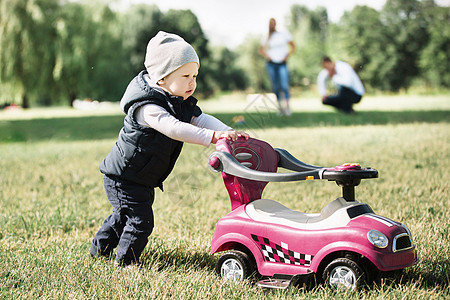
[245,199,356,230]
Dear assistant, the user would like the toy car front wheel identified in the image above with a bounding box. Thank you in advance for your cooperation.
[322,258,366,290]
[216,250,253,281]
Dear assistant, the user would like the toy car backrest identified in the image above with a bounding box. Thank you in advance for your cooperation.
[216,137,278,210]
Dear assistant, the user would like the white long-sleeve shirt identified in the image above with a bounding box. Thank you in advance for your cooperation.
[317,61,365,96]
[135,74,232,147]
[135,104,231,147]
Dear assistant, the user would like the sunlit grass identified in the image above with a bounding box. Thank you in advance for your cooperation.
[0,94,449,298]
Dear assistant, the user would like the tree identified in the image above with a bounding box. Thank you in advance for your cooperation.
[332,6,386,91]
[419,3,450,87]
[121,4,164,74]
[209,46,248,91]
[380,0,429,91]
[288,5,329,89]
[52,2,95,105]
[331,0,444,92]
[80,2,131,102]
[236,36,269,93]
[0,0,59,107]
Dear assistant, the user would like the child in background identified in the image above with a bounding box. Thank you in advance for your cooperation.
[90,31,249,266]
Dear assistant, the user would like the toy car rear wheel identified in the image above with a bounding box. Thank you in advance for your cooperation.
[322,257,366,290]
[216,250,253,281]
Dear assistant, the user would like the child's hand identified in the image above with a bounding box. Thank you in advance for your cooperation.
[235,130,250,139]
[211,130,250,144]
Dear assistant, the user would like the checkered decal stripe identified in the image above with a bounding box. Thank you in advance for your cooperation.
[251,234,313,266]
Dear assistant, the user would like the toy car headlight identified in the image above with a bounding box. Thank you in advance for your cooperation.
[367,230,388,248]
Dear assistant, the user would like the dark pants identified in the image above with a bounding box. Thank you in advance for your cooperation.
[90,175,155,265]
[323,86,362,113]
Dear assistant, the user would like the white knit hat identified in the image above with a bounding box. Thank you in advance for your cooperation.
[144,31,200,84]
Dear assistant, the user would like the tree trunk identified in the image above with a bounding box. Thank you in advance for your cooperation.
[69,92,77,107]
[22,93,29,109]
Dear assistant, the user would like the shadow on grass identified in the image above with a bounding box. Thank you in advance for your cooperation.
[404,259,450,290]
[0,115,125,143]
[140,241,450,293]
[141,239,216,273]
[142,236,450,292]
[1,110,449,143]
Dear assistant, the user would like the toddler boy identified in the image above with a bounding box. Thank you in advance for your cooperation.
[90,31,248,266]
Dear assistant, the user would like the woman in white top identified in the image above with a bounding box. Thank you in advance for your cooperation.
[259,18,296,116]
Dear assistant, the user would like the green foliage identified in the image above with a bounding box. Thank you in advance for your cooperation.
[0,0,448,107]
[0,1,220,106]
[0,0,60,107]
[288,5,328,89]
[209,46,248,92]
[331,6,385,91]
[419,5,450,87]
[380,0,430,90]
[80,3,132,102]
[120,4,163,73]
[52,2,130,104]
[328,0,448,92]
[0,95,449,298]
[236,37,269,92]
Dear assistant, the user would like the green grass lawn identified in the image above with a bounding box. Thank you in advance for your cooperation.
[0,94,449,299]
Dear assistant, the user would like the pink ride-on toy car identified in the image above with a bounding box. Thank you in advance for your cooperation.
[208,138,416,290]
